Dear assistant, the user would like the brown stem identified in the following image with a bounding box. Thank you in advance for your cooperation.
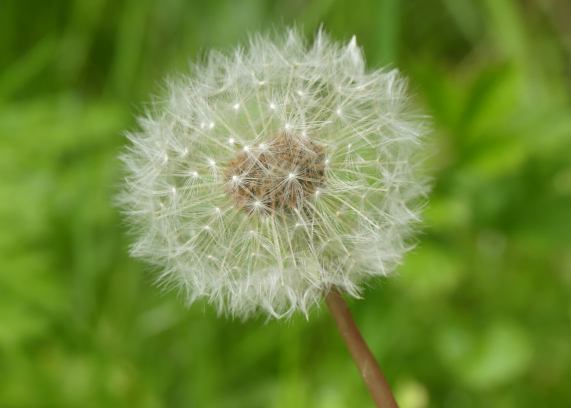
[325,289,399,408]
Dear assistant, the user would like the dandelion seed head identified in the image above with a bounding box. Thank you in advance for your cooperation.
[119,28,430,319]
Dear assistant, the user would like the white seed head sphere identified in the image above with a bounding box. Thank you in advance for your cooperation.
[120,29,429,319]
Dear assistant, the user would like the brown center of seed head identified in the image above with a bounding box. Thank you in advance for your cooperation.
[225,132,326,214]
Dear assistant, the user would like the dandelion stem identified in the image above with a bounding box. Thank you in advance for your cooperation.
[326,289,398,408]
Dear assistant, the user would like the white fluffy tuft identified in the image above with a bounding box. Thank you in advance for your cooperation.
[119,28,430,319]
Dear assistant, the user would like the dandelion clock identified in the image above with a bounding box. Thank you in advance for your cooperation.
[120,28,429,407]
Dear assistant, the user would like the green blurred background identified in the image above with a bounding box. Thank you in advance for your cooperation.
[1,0,571,407]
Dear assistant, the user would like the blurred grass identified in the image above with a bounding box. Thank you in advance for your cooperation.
[1,0,571,407]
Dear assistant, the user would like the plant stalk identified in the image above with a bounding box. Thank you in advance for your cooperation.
[325,289,398,408]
